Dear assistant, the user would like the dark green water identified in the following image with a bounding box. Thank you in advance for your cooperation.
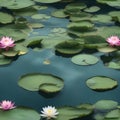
[0,0,120,114]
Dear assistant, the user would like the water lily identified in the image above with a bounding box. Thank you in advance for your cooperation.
[0,100,16,110]
[0,36,15,50]
[106,36,120,46]
[41,106,59,119]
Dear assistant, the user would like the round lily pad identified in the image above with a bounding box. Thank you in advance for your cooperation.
[94,100,118,110]
[18,73,64,93]
[0,12,14,24]
[86,76,118,91]
[34,0,60,3]
[31,14,51,20]
[71,54,99,65]
[0,107,40,120]
[55,40,83,54]
[84,6,100,13]
[0,0,35,10]
[51,9,68,18]
[0,55,12,65]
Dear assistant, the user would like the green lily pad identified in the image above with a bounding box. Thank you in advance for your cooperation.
[33,0,60,3]
[109,11,120,22]
[86,76,118,91]
[67,21,94,32]
[84,6,100,13]
[51,9,68,18]
[70,12,92,22]
[91,14,112,23]
[65,2,87,13]
[0,12,14,24]
[57,106,93,120]
[97,46,117,53]
[0,107,40,120]
[83,35,107,49]
[71,54,99,65]
[107,61,120,69]
[31,14,51,20]
[28,23,44,29]
[55,40,83,54]
[18,73,64,93]
[2,50,18,57]
[0,55,12,65]
[94,100,118,110]
[0,0,35,10]
[105,109,120,118]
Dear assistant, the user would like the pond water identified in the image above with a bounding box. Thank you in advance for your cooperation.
[0,0,120,119]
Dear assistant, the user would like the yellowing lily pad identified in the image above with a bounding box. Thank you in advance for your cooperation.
[18,73,64,93]
[86,76,118,91]
[71,54,99,65]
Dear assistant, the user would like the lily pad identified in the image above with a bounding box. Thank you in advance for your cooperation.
[0,107,40,120]
[33,0,61,3]
[31,14,51,20]
[86,76,118,91]
[51,9,68,18]
[0,12,14,24]
[84,6,100,13]
[97,46,117,53]
[18,73,64,93]
[55,40,83,54]
[67,21,94,32]
[94,99,118,110]
[2,50,18,57]
[71,54,99,65]
[57,106,93,120]
[107,61,120,69]
[0,0,35,10]
[0,55,12,65]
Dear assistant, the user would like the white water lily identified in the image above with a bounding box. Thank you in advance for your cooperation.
[41,106,59,119]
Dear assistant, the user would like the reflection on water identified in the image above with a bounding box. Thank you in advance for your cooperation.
[0,49,120,111]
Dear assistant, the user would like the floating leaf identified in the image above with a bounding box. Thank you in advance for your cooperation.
[84,6,100,13]
[0,0,35,10]
[31,14,51,20]
[33,0,61,3]
[97,46,117,53]
[94,100,118,110]
[70,12,92,22]
[67,21,94,32]
[105,109,120,118]
[57,106,93,120]
[0,12,14,24]
[86,76,118,91]
[0,107,40,120]
[28,23,44,29]
[71,54,99,65]
[18,73,64,93]
[0,55,12,65]
[2,50,18,57]
[107,61,120,69]
[65,2,87,13]
[51,9,68,18]
[55,40,83,54]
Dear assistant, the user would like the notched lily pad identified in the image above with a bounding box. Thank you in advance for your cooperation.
[86,76,118,91]
[18,73,64,94]
[84,6,100,13]
[71,54,99,65]
[0,55,12,65]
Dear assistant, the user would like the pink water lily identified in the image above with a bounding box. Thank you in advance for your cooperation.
[0,36,15,50]
[0,100,16,110]
[106,36,120,46]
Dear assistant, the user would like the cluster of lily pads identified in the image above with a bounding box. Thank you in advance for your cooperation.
[0,0,120,120]
[0,99,120,120]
